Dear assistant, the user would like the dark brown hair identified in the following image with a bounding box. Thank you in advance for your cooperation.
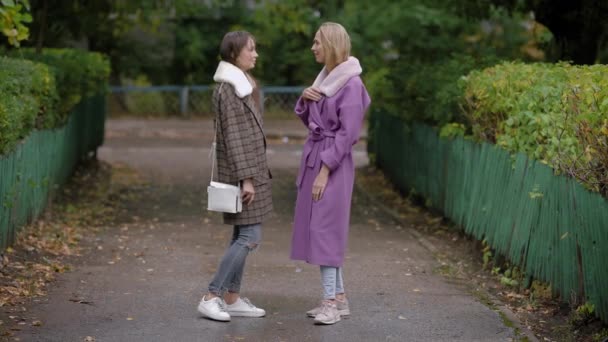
[219,31,261,112]
[220,31,255,64]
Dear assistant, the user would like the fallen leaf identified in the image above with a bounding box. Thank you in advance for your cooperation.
[69,298,94,305]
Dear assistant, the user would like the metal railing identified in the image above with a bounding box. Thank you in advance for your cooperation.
[108,85,305,118]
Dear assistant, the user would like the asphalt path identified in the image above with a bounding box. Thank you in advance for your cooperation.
[13,118,515,342]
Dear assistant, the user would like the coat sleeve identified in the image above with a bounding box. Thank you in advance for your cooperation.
[320,80,371,171]
[218,85,259,181]
[294,96,310,126]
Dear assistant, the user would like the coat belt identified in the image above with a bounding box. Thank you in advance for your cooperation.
[305,122,335,168]
[296,122,336,188]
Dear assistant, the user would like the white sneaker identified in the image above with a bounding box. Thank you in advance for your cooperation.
[307,298,350,317]
[197,296,230,322]
[313,301,341,325]
[226,297,266,317]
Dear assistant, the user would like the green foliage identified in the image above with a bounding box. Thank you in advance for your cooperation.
[0,0,31,47]
[481,239,493,269]
[439,122,466,139]
[0,56,56,153]
[0,49,110,154]
[170,1,248,84]
[592,328,608,342]
[23,0,176,85]
[578,302,596,316]
[462,62,608,194]
[248,0,321,85]
[499,266,521,287]
[445,0,608,65]
[338,0,545,131]
[570,302,597,327]
[9,48,110,127]
[339,0,469,122]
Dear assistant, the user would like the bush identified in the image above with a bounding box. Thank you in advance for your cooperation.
[341,1,546,131]
[0,57,57,153]
[462,62,608,195]
[1,48,110,154]
[406,54,501,127]
[8,48,110,127]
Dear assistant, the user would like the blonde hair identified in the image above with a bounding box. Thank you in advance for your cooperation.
[317,22,351,71]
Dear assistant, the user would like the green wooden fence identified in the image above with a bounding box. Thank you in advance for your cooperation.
[370,113,608,322]
[0,95,106,250]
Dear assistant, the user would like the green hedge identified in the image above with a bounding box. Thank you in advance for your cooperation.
[0,57,57,154]
[0,49,110,154]
[0,95,107,250]
[461,62,608,196]
[9,48,110,127]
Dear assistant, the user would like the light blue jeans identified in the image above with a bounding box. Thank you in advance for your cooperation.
[320,266,345,300]
[208,223,261,295]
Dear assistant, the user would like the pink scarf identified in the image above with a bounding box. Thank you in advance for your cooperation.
[312,57,363,97]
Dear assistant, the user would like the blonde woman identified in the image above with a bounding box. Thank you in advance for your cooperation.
[290,22,371,325]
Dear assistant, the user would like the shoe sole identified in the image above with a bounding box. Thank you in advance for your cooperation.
[227,311,266,318]
[314,316,341,325]
[307,309,350,318]
[198,307,231,322]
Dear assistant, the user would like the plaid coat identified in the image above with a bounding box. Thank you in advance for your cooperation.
[212,82,273,226]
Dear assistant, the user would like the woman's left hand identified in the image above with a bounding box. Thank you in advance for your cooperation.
[312,165,330,201]
[242,178,255,205]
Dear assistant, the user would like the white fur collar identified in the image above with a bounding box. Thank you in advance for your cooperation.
[312,56,362,97]
[213,61,253,98]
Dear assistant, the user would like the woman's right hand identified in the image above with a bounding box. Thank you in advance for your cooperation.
[302,86,323,102]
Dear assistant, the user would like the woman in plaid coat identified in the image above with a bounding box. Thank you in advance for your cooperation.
[197,31,272,322]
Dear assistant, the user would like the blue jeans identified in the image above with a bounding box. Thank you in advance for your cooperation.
[208,223,261,295]
[320,266,345,300]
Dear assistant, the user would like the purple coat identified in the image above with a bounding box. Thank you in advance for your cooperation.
[290,76,371,267]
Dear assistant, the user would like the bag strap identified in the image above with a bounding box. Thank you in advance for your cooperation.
[210,117,218,183]
[209,83,223,184]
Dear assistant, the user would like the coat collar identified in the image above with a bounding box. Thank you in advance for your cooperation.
[213,61,253,98]
[312,56,362,97]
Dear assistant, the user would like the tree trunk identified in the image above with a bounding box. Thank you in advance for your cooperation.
[533,0,607,64]
[35,0,48,54]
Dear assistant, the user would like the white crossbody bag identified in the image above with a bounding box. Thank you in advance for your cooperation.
[207,118,242,213]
